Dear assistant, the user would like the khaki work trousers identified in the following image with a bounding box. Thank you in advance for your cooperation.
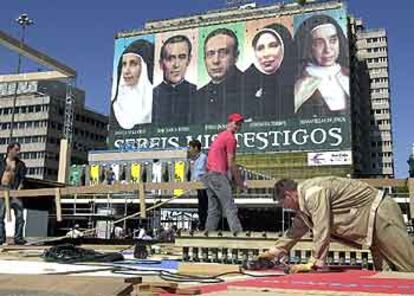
[371,196,414,272]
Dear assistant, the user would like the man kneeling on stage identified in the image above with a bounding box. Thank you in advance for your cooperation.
[258,176,414,272]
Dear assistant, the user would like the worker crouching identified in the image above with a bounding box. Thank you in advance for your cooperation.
[259,176,414,272]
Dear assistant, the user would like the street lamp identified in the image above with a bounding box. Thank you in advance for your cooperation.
[8,13,34,143]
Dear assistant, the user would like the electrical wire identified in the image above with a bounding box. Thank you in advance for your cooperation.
[109,264,285,283]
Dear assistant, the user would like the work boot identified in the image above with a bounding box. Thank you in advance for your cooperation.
[14,238,27,245]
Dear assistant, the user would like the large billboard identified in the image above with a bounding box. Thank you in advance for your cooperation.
[109,7,351,154]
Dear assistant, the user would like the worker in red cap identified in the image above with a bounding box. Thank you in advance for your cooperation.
[201,113,246,233]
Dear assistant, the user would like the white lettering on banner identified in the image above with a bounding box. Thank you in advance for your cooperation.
[167,137,180,147]
[292,129,308,145]
[328,128,343,147]
[113,127,345,150]
[256,132,268,150]
[244,132,256,148]
[310,128,327,145]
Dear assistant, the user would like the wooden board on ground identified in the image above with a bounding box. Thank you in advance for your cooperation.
[0,274,134,296]
[368,271,414,279]
[212,287,399,296]
[178,263,240,277]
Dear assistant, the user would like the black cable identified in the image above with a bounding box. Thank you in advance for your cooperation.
[115,259,162,265]
[42,244,286,283]
[110,264,285,284]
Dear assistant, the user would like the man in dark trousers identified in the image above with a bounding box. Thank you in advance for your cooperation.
[201,113,246,233]
[153,35,196,125]
[188,139,208,230]
[191,28,245,124]
[0,142,27,245]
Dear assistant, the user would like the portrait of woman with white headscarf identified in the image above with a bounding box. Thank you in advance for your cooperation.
[111,39,155,129]
[294,15,350,117]
[243,24,294,121]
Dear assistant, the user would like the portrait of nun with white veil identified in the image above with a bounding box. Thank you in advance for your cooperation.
[111,39,155,129]
[294,15,350,117]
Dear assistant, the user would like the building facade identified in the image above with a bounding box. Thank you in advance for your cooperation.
[0,80,108,181]
[350,18,394,178]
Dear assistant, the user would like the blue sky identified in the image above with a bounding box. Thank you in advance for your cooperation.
[0,0,412,177]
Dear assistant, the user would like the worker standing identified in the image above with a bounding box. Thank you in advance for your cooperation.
[201,113,246,233]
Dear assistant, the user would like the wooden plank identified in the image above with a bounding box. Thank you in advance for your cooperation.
[4,190,11,222]
[0,30,76,77]
[0,178,409,199]
[175,234,368,253]
[0,274,133,296]
[139,183,146,218]
[54,188,62,222]
[178,262,240,276]
[176,288,202,295]
[88,149,187,163]
[409,178,414,219]
[361,178,407,188]
[58,139,70,184]
[0,71,67,83]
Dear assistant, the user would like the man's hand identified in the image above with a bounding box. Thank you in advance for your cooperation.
[288,258,325,273]
[289,262,315,273]
[257,250,276,261]
[257,247,286,261]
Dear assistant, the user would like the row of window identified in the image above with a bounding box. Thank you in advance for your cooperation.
[0,136,47,145]
[0,120,48,130]
[20,151,46,160]
[374,109,390,115]
[371,141,392,147]
[370,109,390,116]
[371,152,393,158]
[368,57,388,64]
[371,78,388,84]
[0,105,49,116]
[74,114,107,129]
[377,119,391,125]
[0,150,60,161]
[367,37,386,43]
[371,88,389,94]
[27,167,44,176]
[372,163,393,169]
[370,68,388,75]
[48,119,107,142]
[49,104,107,130]
[26,166,59,176]
[367,47,387,53]
[372,98,389,104]
[74,128,106,142]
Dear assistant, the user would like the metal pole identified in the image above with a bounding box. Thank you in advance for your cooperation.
[9,14,34,143]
